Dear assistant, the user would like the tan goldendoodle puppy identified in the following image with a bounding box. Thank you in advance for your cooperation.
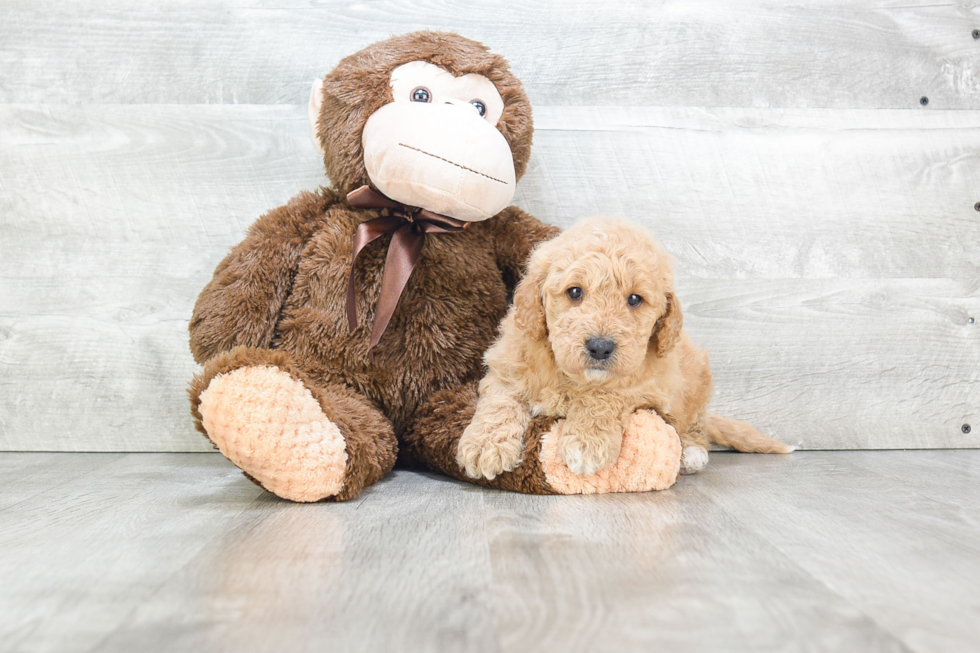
[457,217,792,479]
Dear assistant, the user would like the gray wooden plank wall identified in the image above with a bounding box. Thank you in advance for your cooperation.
[1,1,978,451]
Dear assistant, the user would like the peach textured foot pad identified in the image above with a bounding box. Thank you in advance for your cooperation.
[540,410,682,494]
[198,365,348,502]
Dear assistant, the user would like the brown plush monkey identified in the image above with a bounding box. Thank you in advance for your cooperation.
[188,32,681,501]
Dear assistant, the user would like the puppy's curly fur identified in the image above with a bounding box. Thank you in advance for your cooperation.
[457,217,792,479]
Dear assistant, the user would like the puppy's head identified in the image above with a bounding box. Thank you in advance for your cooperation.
[514,218,682,384]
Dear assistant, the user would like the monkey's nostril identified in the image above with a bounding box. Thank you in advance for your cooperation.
[585,337,616,361]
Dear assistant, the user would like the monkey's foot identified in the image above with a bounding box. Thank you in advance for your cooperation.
[198,365,348,502]
[539,410,681,494]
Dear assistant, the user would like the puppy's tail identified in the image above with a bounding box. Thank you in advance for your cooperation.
[705,414,795,454]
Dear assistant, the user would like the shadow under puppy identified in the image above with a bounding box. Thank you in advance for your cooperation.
[457,217,793,480]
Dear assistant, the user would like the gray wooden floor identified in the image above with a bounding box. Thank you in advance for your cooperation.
[1,452,978,653]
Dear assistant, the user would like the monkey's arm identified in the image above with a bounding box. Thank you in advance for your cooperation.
[189,192,330,364]
[491,206,560,292]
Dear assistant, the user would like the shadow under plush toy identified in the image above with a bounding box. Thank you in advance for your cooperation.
[189,32,777,502]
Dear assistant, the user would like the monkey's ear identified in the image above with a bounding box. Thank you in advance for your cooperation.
[651,292,683,357]
[513,266,547,343]
[308,79,326,155]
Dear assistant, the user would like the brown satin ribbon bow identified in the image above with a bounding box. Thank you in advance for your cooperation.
[345,185,469,355]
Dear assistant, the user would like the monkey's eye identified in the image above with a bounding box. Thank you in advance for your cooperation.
[567,287,584,301]
[411,87,431,103]
[470,100,487,117]
[627,294,643,307]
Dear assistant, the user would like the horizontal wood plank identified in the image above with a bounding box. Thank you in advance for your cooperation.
[3,104,978,280]
[684,278,980,449]
[527,106,980,280]
[0,1,978,109]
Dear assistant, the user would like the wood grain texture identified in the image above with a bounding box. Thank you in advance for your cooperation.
[95,470,497,653]
[701,452,980,652]
[686,277,979,449]
[1,104,978,451]
[0,452,125,511]
[0,104,323,452]
[483,489,909,652]
[0,456,496,653]
[5,105,977,280]
[1,1,978,109]
[1,452,978,652]
[0,454,265,653]
[528,107,980,279]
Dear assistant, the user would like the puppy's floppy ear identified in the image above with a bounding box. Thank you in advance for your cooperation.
[651,292,683,356]
[513,266,547,342]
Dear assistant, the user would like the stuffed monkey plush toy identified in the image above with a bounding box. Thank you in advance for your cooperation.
[189,31,682,501]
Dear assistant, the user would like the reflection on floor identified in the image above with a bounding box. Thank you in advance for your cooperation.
[0,451,977,652]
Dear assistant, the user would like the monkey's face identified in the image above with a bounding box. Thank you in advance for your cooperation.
[361,61,516,221]
[311,32,533,218]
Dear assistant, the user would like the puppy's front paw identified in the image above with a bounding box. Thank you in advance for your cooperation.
[559,432,618,476]
[456,422,524,480]
[680,445,709,474]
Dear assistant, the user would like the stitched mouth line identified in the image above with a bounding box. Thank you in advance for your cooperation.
[398,143,509,185]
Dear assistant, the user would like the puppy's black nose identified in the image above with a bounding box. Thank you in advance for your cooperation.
[586,337,617,361]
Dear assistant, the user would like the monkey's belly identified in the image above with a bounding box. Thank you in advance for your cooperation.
[274,227,508,433]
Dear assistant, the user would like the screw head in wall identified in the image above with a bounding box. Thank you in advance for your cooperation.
[919,96,929,106]
[974,201,980,212]
[963,424,972,434]
[973,29,980,39]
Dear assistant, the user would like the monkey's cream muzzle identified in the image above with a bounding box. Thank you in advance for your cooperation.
[361,101,516,222]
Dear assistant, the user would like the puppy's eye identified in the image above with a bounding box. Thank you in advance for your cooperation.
[470,100,487,117]
[411,87,431,103]
[567,287,583,301]
[627,294,643,307]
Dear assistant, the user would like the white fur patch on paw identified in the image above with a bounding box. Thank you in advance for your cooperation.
[680,445,709,474]
[561,440,593,476]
